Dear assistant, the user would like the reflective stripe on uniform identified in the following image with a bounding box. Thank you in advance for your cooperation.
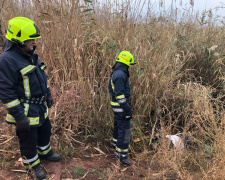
[116,147,128,153]
[20,65,36,76]
[21,65,36,98]
[118,98,126,103]
[37,142,50,151]
[24,103,29,116]
[111,75,114,92]
[113,138,117,142]
[112,108,123,112]
[22,76,31,98]
[116,94,125,100]
[29,117,39,125]
[6,114,16,123]
[24,159,40,169]
[6,115,39,125]
[22,154,39,163]
[5,99,20,109]
[37,146,52,155]
[44,106,48,119]
[110,101,120,106]
[40,65,46,70]
[6,114,39,125]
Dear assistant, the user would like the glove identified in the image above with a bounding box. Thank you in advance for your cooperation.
[119,100,132,121]
[15,114,30,132]
[47,96,54,108]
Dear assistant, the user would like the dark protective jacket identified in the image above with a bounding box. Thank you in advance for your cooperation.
[0,40,51,127]
[108,62,132,118]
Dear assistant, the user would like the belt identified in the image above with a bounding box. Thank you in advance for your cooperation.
[19,96,46,105]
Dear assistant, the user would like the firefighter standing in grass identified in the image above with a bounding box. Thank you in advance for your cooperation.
[108,51,136,166]
[0,17,60,180]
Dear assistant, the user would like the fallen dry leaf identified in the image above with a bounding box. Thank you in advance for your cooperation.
[121,167,128,172]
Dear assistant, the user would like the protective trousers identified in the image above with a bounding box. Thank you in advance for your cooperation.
[16,118,53,170]
[112,111,131,153]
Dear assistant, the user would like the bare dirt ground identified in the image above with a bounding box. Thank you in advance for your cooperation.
[0,142,150,180]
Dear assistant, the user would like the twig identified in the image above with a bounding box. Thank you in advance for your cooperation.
[49,174,55,180]
[11,170,27,173]
[94,147,107,156]
[149,117,159,146]
[111,162,120,169]
[80,169,90,179]
[65,129,84,144]
[64,131,84,145]
[0,149,19,154]
[0,136,14,145]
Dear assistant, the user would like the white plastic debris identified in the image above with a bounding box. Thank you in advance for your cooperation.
[166,135,184,150]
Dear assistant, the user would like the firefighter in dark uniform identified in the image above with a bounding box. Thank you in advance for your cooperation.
[0,17,60,180]
[108,51,136,166]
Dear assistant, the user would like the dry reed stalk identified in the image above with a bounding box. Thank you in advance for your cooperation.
[0,0,225,179]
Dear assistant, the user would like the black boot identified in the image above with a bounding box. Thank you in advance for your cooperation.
[35,168,46,180]
[47,153,60,162]
[120,153,132,166]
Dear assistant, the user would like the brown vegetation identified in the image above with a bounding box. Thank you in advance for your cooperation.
[1,0,225,179]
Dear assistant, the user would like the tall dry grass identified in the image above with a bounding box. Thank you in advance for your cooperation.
[1,0,225,178]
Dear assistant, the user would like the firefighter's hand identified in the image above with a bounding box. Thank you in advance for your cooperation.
[47,96,54,108]
[15,114,30,132]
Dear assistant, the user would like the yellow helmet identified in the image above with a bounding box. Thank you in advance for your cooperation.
[6,17,41,47]
[116,51,136,66]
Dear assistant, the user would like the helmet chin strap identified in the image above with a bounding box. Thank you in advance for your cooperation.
[11,38,27,47]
